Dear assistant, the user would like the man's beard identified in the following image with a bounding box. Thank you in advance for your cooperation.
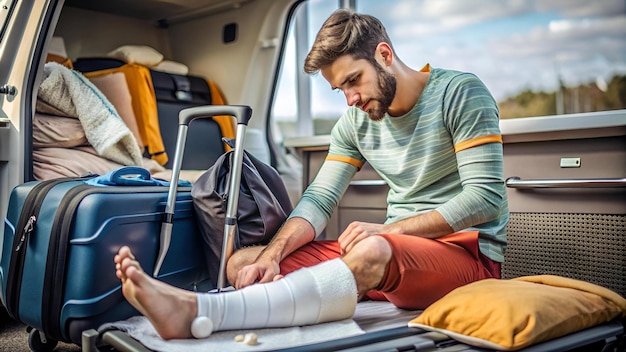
[367,64,397,121]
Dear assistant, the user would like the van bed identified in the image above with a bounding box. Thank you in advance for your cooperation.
[82,300,625,351]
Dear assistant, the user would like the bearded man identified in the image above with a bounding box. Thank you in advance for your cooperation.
[114,9,508,339]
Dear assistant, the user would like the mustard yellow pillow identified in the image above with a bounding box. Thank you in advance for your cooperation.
[409,275,626,351]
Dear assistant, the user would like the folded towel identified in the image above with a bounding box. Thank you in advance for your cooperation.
[99,316,363,352]
[37,62,143,166]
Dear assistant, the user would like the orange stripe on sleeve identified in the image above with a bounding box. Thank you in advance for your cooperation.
[454,134,503,152]
[325,155,364,170]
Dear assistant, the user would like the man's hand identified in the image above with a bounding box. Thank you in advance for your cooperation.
[234,256,282,289]
[338,221,392,255]
[338,212,455,254]
[231,217,316,289]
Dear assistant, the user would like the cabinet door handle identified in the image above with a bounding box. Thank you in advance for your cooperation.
[506,176,626,189]
[349,180,387,186]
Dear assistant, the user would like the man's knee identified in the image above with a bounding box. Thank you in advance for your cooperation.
[226,246,265,282]
[343,235,392,295]
[350,235,392,265]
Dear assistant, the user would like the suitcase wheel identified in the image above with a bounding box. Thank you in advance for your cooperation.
[27,328,58,352]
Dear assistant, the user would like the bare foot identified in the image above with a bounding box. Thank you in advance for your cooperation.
[114,246,197,339]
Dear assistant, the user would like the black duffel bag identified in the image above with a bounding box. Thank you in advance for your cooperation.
[191,149,293,286]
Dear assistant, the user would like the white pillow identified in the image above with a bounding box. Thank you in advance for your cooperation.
[152,60,189,75]
[108,45,164,67]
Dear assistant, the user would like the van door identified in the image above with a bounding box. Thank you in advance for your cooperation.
[0,0,63,227]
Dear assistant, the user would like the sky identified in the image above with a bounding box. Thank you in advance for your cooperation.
[274,0,626,120]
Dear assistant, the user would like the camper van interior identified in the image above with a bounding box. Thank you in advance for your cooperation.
[0,0,624,351]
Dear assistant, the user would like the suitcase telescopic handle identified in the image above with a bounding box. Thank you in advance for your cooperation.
[154,105,253,278]
[179,105,252,126]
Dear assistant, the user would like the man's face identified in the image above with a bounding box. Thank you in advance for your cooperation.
[321,54,396,121]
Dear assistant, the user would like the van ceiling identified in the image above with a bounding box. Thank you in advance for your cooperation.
[63,0,253,24]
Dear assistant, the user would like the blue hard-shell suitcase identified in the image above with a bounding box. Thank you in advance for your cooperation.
[0,175,210,346]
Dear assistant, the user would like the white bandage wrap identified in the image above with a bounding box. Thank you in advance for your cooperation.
[191,258,358,336]
[305,258,358,323]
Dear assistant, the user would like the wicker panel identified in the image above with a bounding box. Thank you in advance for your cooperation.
[503,213,626,297]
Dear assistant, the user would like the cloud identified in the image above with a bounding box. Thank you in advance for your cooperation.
[386,0,531,39]
[388,0,529,30]
[489,15,626,73]
[482,18,625,98]
[387,0,625,39]
[491,16,626,58]
[420,0,529,26]
[537,0,625,18]
[381,0,626,100]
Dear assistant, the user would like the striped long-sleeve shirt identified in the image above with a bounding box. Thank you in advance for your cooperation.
[290,66,509,262]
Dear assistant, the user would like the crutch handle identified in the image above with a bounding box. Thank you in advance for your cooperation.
[154,104,252,277]
[179,105,252,126]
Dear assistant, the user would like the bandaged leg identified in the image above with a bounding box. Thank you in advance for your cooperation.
[191,258,357,338]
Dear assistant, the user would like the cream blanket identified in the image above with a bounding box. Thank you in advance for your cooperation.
[97,301,420,352]
[99,317,363,352]
[37,62,143,166]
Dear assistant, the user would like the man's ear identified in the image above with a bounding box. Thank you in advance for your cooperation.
[375,42,394,66]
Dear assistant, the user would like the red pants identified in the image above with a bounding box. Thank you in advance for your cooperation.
[279,231,500,309]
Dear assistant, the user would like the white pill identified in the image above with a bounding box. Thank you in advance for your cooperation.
[234,334,244,342]
[243,332,258,345]
[190,316,213,339]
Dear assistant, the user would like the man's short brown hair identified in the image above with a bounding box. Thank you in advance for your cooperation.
[304,9,393,74]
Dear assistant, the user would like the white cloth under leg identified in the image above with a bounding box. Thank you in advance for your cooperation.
[191,258,357,338]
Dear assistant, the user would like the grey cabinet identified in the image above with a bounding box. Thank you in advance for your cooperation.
[500,111,626,296]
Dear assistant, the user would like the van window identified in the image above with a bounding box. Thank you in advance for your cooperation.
[272,0,626,142]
